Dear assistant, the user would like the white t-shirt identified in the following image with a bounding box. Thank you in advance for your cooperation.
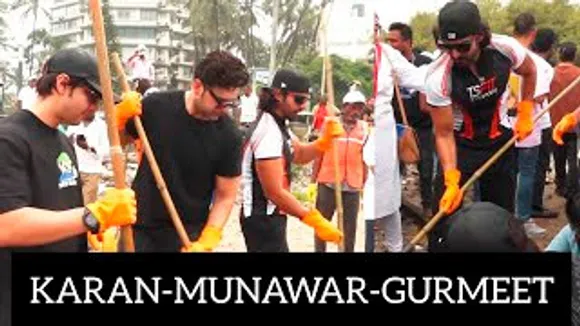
[240,112,297,217]
[425,34,528,137]
[501,50,554,148]
[239,92,259,123]
[17,86,37,111]
[66,117,109,174]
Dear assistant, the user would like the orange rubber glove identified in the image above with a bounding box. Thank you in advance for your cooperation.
[115,91,142,132]
[439,168,463,215]
[514,100,534,141]
[181,225,222,253]
[553,113,577,145]
[301,209,343,244]
[314,117,345,151]
[87,228,119,252]
[86,188,137,233]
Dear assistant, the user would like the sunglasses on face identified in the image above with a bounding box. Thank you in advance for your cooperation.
[82,84,101,105]
[439,41,472,53]
[206,87,239,109]
[288,93,310,105]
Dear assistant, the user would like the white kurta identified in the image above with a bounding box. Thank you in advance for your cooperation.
[371,43,429,218]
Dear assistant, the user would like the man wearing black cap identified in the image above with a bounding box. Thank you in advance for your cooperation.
[239,69,344,252]
[425,1,538,249]
[0,48,137,326]
[117,50,250,253]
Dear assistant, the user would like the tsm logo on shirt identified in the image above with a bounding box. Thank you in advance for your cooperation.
[466,77,498,102]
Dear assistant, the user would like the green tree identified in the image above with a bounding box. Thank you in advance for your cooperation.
[102,0,122,94]
[296,53,372,110]
[409,12,438,52]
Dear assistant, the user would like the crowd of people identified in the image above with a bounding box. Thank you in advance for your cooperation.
[2,1,580,323]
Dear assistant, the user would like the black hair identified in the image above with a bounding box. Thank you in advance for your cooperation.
[479,20,492,48]
[257,88,278,113]
[388,22,413,42]
[36,72,87,98]
[513,12,536,36]
[193,50,250,89]
[559,42,577,62]
[531,28,558,53]
[566,193,580,232]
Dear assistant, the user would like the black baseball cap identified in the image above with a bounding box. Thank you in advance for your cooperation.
[42,48,121,102]
[431,202,540,253]
[438,1,483,43]
[267,69,311,94]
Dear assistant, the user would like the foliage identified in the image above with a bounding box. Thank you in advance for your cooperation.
[295,53,373,109]
[409,0,580,66]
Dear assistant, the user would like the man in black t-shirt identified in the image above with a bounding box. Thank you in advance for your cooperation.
[117,50,250,253]
[0,48,137,326]
[388,22,435,218]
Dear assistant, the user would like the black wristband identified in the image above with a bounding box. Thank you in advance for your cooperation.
[82,208,100,234]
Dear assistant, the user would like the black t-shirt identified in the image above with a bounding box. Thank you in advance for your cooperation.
[0,110,85,326]
[125,90,243,230]
[393,53,433,129]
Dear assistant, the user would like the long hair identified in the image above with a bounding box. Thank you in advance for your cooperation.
[257,88,279,113]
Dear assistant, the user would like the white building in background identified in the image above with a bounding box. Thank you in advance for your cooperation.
[50,0,194,89]
[321,0,376,61]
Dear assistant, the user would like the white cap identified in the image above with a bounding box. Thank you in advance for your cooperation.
[342,90,366,104]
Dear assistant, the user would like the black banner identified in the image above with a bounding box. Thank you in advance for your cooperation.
[9,253,574,325]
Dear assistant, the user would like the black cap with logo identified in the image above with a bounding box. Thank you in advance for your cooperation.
[438,1,483,43]
[42,48,120,102]
[268,69,311,94]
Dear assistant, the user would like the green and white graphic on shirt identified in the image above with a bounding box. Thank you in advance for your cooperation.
[57,152,79,189]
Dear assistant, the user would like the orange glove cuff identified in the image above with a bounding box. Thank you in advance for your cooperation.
[562,113,577,130]
[517,100,534,116]
[197,225,222,249]
[86,188,137,233]
[314,118,344,151]
[115,91,142,132]
[444,168,461,187]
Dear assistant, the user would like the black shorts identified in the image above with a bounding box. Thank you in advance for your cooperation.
[240,213,288,252]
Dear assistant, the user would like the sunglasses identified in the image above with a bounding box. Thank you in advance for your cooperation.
[206,87,240,110]
[439,41,472,53]
[82,84,101,105]
[288,93,310,105]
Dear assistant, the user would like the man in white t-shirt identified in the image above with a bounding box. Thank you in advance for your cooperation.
[17,78,37,111]
[423,2,537,250]
[66,109,109,205]
[502,50,553,235]
[239,84,258,127]
[502,13,554,235]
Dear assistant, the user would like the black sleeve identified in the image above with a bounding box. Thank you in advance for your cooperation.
[0,136,32,214]
[216,121,243,177]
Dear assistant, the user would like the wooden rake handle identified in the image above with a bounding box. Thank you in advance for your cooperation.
[88,0,134,252]
[110,53,192,250]
[403,73,580,252]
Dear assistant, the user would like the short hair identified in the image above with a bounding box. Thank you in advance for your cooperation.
[193,50,250,89]
[559,42,577,62]
[35,73,87,98]
[531,28,558,53]
[388,22,413,42]
[513,12,536,36]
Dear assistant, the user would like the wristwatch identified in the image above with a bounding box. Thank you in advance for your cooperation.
[82,208,100,234]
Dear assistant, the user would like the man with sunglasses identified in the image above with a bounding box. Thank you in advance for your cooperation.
[239,69,343,252]
[0,48,137,326]
[116,50,250,252]
[424,1,537,250]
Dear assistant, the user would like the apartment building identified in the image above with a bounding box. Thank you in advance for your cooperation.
[50,0,194,89]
